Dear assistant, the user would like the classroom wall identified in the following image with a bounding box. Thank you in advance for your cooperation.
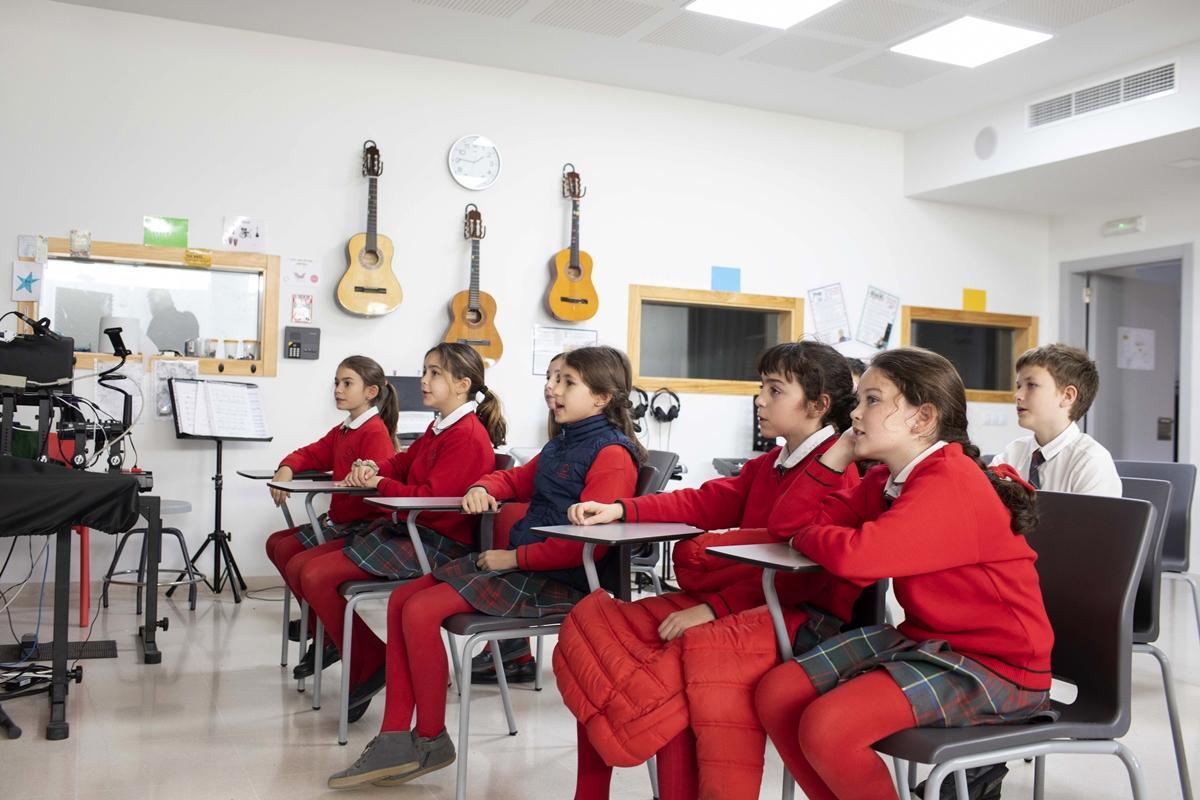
[0,0,1049,580]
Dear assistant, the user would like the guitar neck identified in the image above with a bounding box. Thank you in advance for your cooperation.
[569,198,580,268]
[468,240,481,311]
[366,176,378,253]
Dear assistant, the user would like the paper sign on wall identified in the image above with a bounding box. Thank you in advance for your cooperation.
[11,260,43,301]
[222,216,266,252]
[807,283,851,343]
[17,235,47,263]
[856,286,900,349]
[532,324,598,375]
[1117,326,1155,371]
[143,216,189,248]
[283,256,321,288]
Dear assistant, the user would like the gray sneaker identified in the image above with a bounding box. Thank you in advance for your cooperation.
[327,732,418,789]
[373,729,456,786]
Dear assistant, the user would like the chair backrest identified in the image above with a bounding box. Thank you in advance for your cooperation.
[849,579,889,627]
[1114,460,1195,572]
[633,464,661,498]
[1121,477,1171,643]
[493,452,516,471]
[1028,491,1152,734]
[645,450,680,494]
[597,464,662,600]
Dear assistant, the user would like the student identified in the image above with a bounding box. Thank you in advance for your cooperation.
[557,340,863,800]
[263,355,398,678]
[845,356,868,390]
[288,343,505,716]
[327,345,643,789]
[755,347,1054,800]
[992,343,1121,496]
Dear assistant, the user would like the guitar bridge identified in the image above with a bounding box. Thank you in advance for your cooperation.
[457,338,492,346]
[558,297,590,304]
[354,286,388,294]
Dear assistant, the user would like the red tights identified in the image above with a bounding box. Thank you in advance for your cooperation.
[265,527,305,587]
[378,575,474,738]
[574,722,699,800]
[755,662,916,800]
[296,548,387,685]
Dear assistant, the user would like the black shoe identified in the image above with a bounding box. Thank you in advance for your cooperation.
[347,665,387,721]
[346,696,372,724]
[913,764,1007,800]
[288,618,310,643]
[473,657,537,685]
[292,640,340,680]
[470,639,530,676]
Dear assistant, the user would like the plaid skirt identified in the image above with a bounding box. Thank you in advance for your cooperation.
[795,624,1056,728]
[341,518,469,580]
[791,604,851,654]
[294,516,374,549]
[431,555,585,618]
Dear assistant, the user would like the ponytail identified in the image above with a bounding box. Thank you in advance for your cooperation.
[475,385,507,447]
[376,381,400,447]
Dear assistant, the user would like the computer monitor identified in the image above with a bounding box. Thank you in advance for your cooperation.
[386,375,427,412]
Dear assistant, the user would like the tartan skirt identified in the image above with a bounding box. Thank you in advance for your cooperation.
[431,555,585,618]
[293,516,374,549]
[341,518,470,581]
[795,624,1055,728]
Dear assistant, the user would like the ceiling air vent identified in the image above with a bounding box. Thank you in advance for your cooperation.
[1027,62,1176,128]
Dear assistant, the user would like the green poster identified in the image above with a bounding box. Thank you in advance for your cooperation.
[143,215,189,248]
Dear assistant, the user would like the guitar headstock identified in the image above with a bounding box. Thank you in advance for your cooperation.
[464,204,486,240]
[562,163,587,199]
[362,140,383,177]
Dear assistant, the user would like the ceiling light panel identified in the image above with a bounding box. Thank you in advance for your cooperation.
[891,16,1051,67]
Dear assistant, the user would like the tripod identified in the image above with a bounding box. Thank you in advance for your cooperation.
[168,438,246,603]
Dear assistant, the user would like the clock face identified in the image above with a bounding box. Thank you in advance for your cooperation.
[448,135,501,191]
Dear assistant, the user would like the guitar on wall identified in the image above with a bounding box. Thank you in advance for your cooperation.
[336,140,402,316]
[443,204,503,365]
[546,163,599,322]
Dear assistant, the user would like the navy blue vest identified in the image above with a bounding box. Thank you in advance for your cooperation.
[508,414,639,590]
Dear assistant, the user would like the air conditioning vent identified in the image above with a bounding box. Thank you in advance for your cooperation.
[1028,62,1176,128]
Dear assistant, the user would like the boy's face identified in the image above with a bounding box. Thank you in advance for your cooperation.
[755,370,814,440]
[1014,365,1074,432]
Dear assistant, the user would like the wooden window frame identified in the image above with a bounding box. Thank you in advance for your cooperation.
[628,285,804,396]
[900,306,1038,403]
[16,237,280,377]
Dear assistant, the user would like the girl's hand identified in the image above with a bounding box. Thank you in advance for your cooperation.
[818,429,857,472]
[462,486,498,514]
[340,462,379,487]
[476,549,518,572]
[567,501,623,526]
[270,466,294,506]
[658,604,716,641]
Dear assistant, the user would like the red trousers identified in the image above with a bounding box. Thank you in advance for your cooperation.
[755,662,916,800]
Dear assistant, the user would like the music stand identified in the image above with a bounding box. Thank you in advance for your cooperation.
[168,378,272,603]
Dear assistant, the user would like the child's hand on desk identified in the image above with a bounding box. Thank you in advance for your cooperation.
[568,501,623,526]
[658,604,716,641]
[270,466,293,506]
[476,549,518,572]
[340,462,379,487]
[462,487,498,514]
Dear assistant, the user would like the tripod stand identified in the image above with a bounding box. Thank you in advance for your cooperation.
[169,438,246,602]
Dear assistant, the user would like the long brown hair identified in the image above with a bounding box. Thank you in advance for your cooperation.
[338,355,399,449]
[757,341,856,432]
[563,346,648,464]
[869,347,1037,534]
[425,343,507,447]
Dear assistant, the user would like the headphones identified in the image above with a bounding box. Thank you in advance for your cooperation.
[650,387,681,423]
[629,387,649,433]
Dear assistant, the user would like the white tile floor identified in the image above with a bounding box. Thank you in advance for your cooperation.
[2,578,1197,800]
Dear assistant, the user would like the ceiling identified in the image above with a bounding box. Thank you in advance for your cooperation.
[56,0,1200,131]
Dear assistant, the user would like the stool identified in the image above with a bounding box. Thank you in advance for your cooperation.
[101,500,205,612]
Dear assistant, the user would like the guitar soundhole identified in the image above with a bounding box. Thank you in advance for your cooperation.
[360,249,380,268]
[566,265,582,280]
[464,309,483,325]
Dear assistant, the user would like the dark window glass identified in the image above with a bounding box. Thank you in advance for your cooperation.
[640,302,781,381]
[911,321,1014,391]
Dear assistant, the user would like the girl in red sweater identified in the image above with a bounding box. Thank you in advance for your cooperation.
[289,343,507,713]
[557,341,862,800]
[327,345,644,789]
[264,355,398,676]
[756,347,1054,800]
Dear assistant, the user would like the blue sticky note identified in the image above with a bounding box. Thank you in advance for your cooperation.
[711,266,740,293]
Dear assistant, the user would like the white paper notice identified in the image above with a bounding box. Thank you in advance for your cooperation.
[1117,327,1155,370]
[532,325,598,375]
[856,286,900,349]
[93,358,146,426]
[283,256,321,289]
[808,283,852,344]
[222,215,266,252]
[153,359,200,416]
[17,235,47,263]
[11,260,43,301]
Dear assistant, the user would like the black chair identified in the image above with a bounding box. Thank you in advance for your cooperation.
[1114,460,1200,647]
[874,491,1155,800]
[631,450,681,594]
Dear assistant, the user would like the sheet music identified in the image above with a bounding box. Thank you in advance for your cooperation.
[169,379,270,439]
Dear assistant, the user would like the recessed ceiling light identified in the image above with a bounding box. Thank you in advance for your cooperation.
[1167,157,1200,169]
[890,16,1052,68]
[685,0,845,30]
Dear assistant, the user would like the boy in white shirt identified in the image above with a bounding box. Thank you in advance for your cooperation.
[992,343,1121,497]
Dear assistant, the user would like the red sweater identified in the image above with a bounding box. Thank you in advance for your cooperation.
[793,443,1054,689]
[373,413,496,546]
[475,445,637,572]
[279,414,396,524]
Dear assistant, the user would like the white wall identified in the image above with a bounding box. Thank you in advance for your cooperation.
[0,0,1048,580]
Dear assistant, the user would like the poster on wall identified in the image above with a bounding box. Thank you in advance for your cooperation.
[153,359,200,417]
[222,216,266,252]
[282,256,321,288]
[532,324,598,375]
[807,283,851,344]
[856,286,900,350]
[11,260,42,302]
[1117,326,1155,370]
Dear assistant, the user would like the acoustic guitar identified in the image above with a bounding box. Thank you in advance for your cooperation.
[546,163,599,321]
[336,140,402,316]
[443,204,503,365]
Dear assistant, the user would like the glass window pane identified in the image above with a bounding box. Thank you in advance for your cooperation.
[640,302,781,381]
[911,321,1014,391]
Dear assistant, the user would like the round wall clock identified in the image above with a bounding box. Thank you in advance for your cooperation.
[447,134,501,191]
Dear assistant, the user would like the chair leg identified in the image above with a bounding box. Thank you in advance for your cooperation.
[1136,643,1193,800]
[1169,572,1200,645]
[280,586,292,667]
[313,618,324,710]
[649,571,663,596]
[535,634,544,691]
[490,639,518,735]
[1113,740,1149,800]
[172,529,199,611]
[892,758,913,800]
[1033,755,1045,800]
[297,600,309,692]
[782,765,795,800]
[954,769,969,800]
[338,594,359,745]
[456,635,482,800]
[647,756,659,800]
[447,631,460,695]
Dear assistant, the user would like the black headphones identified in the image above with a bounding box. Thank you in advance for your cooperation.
[650,387,681,423]
[629,387,649,433]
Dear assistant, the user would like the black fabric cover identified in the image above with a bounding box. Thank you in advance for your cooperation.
[0,456,140,536]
